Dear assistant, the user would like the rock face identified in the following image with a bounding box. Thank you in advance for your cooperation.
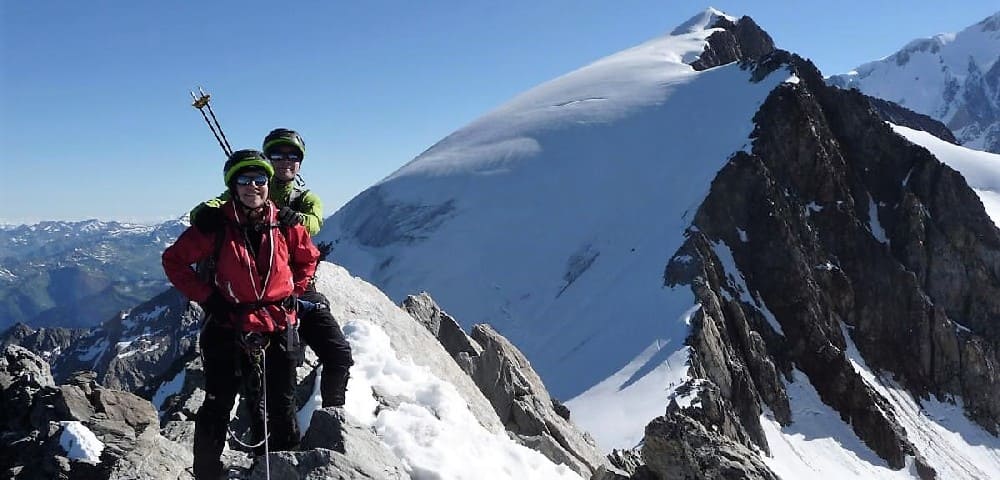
[0,323,87,365]
[403,293,607,477]
[690,15,775,71]
[866,96,960,145]
[641,411,779,480]
[648,48,1000,479]
[256,407,408,479]
[0,345,191,479]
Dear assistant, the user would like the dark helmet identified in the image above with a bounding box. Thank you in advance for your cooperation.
[262,128,306,160]
[223,149,274,187]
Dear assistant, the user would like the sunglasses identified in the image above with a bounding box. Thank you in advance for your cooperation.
[267,152,300,162]
[235,174,269,187]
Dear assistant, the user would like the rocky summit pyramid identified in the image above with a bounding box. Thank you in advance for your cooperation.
[828,11,1000,154]
[320,8,1000,479]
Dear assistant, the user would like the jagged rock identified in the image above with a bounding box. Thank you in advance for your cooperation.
[403,292,606,478]
[591,448,657,480]
[866,96,959,144]
[160,420,194,447]
[690,16,775,71]
[401,292,482,376]
[2,345,55,431]
[1,323,87,366]
[641,411,779,480]
[470,324,606,476]
[251,448,407,480]
[255,407,406,479]
[0,346,191,479]
[103,424,193,480]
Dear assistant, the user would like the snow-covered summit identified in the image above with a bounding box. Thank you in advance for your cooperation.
[322,8,786,448]
[828,11,1000,153]
[670,7,737,36]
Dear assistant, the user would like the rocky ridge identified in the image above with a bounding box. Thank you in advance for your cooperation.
[6,263,605,478]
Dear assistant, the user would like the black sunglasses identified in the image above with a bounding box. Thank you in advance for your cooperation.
[268,152,300,161]
[235,174,269,187]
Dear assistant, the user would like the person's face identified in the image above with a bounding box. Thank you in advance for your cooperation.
[267,145,301,182]
[233,170,269,209]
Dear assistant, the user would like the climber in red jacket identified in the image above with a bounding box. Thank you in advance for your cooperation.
[162,149,319,479]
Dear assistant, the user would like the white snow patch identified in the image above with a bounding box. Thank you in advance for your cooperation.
[567,341,693,451]
[806,202,824,216]
[868,194,889,244]
[892,124,1000,228]
[841,323,1000,478]
[77,338,108,366]
[738,228,749,242]
[298,319,583,478]
[784,74,801,84]
[59,421,104,463]
[761,370,919,479]
[673,254,694,264]
[152,369,186,415]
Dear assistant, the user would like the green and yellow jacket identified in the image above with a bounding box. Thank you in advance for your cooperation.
[190,181,324,235]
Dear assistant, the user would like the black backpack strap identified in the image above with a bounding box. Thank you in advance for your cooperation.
[196,218,230,283]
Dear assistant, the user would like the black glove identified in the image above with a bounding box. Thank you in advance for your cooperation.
[200,292,231,320]
[278,206,304,227]
[316,241,334,262]
[192,205,224,234]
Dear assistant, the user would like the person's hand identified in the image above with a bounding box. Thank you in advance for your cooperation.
[200,292,231,320]
[278,206,304,227]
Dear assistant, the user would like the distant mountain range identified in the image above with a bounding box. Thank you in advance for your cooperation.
[0,218,185,331]
[828,12,1000,153]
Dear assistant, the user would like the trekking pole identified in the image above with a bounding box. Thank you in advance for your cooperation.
[190,86,233,158]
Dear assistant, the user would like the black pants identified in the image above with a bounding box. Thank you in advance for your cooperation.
[298,289,354,407]
[192,321,300,479]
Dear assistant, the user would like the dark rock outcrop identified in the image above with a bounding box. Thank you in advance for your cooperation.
[259,407,407,479]
[690,16,775,71]
[866,96,960,144]
[1,323,87,365]
[1,345,191,479]
[641,411,779,480]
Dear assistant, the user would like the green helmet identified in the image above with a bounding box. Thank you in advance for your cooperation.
[223,149,274,187]
[262,128,306,160]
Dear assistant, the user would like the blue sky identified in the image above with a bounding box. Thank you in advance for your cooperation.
[1,0,997,224]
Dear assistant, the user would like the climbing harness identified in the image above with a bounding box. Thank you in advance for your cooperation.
[190,86,233,158]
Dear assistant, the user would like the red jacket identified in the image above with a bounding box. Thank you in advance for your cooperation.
[162,200,319,332]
